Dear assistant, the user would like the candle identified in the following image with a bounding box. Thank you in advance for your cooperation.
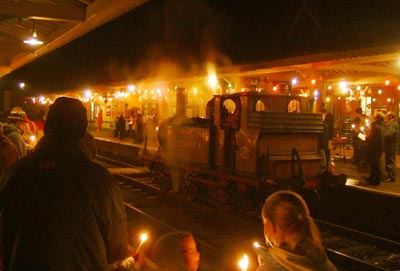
[253,242,267,249]
[135,232,148,254]
[238,254,249,271]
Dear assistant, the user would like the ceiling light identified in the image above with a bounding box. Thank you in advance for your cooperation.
[24,20,43,46]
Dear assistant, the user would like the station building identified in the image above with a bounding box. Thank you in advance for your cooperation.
[10,46,400,144]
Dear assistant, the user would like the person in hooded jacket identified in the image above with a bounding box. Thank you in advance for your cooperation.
[3,110,28,157]
[255,190,338,271]
[0,97,130,271]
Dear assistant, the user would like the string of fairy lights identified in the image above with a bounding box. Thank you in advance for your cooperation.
[20,73,400,119]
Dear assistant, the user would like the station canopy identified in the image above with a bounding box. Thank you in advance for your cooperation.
[1,0,400,93]
[0,0,147,79]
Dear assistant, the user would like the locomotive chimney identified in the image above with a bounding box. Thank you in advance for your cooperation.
[176,87,187,117]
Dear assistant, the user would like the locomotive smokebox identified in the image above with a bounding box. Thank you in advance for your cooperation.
[176,87,187,117]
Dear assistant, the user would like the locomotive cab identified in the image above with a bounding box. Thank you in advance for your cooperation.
[213,92,323,182]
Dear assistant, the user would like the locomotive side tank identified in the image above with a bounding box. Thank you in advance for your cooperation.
[142,91,326,206]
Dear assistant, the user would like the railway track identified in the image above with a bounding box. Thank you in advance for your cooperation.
[95,155,400,270]
[318,220,400,271]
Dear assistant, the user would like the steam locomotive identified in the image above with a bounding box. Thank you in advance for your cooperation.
[142,90,339,207]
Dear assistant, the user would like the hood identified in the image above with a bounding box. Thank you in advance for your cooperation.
[3,123,22,135]
[269,245,337,271]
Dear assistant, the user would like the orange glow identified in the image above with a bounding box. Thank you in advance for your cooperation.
[238,254,249,271]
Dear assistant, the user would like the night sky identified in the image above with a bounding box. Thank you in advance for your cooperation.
[2,0,400,93]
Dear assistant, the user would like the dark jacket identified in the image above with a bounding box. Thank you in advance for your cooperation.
[367,119,384,156]
[3,123,26,157]
[118,115,126,131]
[384,118,398,151]
[0,136,20,176]
[321,112,334,149]
[0,136,129,271]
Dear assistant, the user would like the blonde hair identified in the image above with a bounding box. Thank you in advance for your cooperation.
[262,190,323,251]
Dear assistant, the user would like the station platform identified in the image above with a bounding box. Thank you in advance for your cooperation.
[89,128,145,148]
[331,154,400,197]
[88,128,400,197]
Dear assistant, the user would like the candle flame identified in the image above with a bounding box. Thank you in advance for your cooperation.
[253,241,268,250]
[135,232,149,254]
[238,254,249,271]
[140,233,148,242]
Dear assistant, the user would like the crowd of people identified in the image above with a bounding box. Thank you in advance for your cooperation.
[114,111,144,143]
[323,106,399,186]
[348,108,399,186]
[363,110,399,185]
[0,96,340,270]
[0,108,33,177]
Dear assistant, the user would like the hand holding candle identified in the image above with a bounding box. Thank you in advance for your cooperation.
[238,254,249,271]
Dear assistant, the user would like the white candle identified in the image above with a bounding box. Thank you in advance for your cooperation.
[135,233,148,254]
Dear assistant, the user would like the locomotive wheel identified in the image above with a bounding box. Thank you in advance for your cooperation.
[183,173,199,200]
[156,171,172,194]
[207,177,232,206]
[208,185,226,205]
[225,181,238,206]
[150,163,163,185]
[184,181,199,201]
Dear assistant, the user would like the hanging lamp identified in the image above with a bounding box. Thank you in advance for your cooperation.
[23,20,43,45]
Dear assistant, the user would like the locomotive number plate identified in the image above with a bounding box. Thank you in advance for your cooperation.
[239,146,251,159]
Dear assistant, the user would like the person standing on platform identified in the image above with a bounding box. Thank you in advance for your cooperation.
[134,111,144,144]
[321,109,334,170]
[97,109,103,132]
[351,107,368,166]
[118,113,126,139]
[255,190,338,271]
[365,112,385,185]
[3,109,28,157]
[0,97,131,270]
[383,111,398,182]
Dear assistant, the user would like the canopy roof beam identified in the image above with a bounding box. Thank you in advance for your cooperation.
[0,2,86,22]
